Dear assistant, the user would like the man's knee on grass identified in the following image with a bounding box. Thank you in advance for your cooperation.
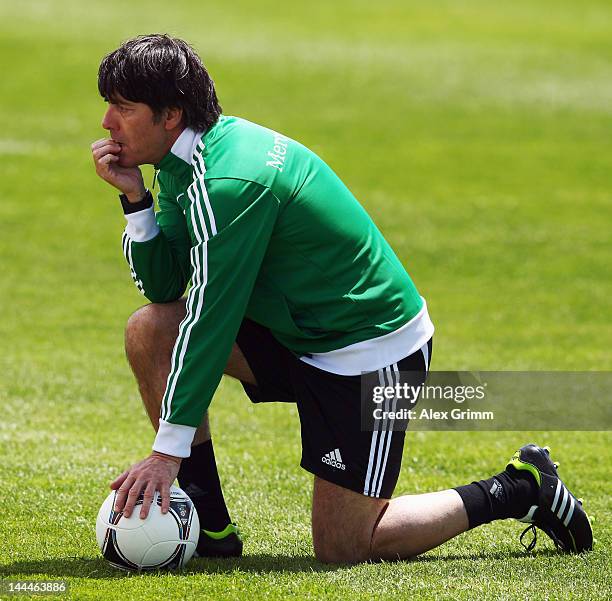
[311,476,388,564]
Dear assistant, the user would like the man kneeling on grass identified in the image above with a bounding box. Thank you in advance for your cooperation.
[91,34,592,562]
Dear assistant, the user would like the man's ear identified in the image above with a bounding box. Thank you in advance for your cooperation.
[164,106,183,130]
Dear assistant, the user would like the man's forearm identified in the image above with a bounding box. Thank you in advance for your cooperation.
[121,199,189,303]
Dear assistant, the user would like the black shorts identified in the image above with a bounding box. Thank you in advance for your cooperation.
[236,319,432,499]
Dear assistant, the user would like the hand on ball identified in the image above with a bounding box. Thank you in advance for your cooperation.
[110,452,182,519]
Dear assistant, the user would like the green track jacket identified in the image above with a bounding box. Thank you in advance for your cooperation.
[120,116,433,456]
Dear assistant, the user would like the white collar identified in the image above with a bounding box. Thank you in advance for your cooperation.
[170,127,204,164]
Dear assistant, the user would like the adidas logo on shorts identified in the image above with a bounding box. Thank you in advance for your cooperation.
[322,448,346,470]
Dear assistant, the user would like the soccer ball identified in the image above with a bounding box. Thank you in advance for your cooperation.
[96,485,199,571]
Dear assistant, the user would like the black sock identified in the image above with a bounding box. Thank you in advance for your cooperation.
[454,470,538,529]
[178,439,232,532]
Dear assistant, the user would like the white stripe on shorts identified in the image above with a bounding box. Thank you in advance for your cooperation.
[363,340,430,498]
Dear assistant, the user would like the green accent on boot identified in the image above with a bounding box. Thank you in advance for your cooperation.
[202,523,240,540]
[508,452,542,486]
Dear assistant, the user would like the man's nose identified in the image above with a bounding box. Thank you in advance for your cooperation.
[101,106,116,131]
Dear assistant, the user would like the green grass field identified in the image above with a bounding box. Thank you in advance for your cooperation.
[0,1,610,599]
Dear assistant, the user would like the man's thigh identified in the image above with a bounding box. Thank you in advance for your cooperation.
[129,299,256,385]
[312,476,387,564]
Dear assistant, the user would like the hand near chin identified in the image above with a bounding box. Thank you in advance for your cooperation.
[91,138,146,202]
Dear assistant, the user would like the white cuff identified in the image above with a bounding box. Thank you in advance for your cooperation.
[153,419,196,458]
[124,206,160,242]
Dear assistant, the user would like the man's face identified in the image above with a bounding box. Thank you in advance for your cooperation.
[101,94,171,167]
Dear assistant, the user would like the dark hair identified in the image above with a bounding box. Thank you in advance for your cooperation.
[98,34,221,131]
